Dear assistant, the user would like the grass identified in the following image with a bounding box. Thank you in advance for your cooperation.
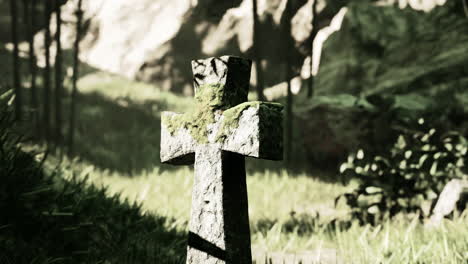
[2,50,467,262]
[65,72,468,263]
[61,159,467,263]
[0,110,186,263]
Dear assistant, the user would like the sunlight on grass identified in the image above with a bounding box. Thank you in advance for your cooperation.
[78,72,194,114]
[62,160,350,230]
[34,70,467,263]
[55,158,468,263]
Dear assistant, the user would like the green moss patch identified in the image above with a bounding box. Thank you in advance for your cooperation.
[162,107,216,144]
[163,82,283,144]
[216,101,283,142]
[163,83,226,144]
[194,83,225,108]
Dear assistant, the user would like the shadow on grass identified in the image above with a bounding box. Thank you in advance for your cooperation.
[0,112,187,263]
[71,91,170,174]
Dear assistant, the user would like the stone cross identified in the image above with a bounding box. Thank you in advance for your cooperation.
[160,56,283,264]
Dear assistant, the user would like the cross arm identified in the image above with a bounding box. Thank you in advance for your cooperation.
[220,102,283,160]
[160,111,196,165]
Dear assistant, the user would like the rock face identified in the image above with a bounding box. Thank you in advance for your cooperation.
[312,1,468,97]
[297,94,397,169]
[297,1,468,169]
[52,0,325,94]
[429,179,468,226]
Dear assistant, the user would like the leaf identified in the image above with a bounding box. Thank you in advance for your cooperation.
[365,186,382,194]
[419,154,429,167]
[444,143,453,151]
[421,144,431,151]
[355,166,363,174]
[421,134,430,143]
[396,135,406,149]
[339,163,348,173]
[399,160,407,169]
[392,93,431,111]
[0,89,13,101]
[404,150,412,159]
[429,161,438,176]
[7,94,15,106]
[357,149,364,159]
[368,205,379,214]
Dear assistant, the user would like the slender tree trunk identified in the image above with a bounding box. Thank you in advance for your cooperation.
[307,0,318,98]
[463,0,468,18]
[55,0,63,145]
[10,0,22,121]
[23,0,40,136]
[252,0,265,101]
[284,0,293,164]
[43,0,52,142]
[68,0,83,156]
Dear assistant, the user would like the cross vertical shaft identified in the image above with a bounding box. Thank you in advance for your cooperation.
[188,146,251,263]
[160,56,283,264]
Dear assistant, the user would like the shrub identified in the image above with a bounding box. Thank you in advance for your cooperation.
[336,118,467,225]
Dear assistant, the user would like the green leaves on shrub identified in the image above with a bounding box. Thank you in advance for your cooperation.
[336,118,467,225]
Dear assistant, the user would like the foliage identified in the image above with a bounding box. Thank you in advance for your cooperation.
[337,118,468,225]
[0,94,185,263]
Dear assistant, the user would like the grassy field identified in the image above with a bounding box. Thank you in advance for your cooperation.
[2,38,467,263]
[58,159,467,263]
[33,71,467,263]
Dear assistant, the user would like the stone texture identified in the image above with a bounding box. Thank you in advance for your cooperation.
[297,2,468,168]
[27,0,322,94]
[296,95,396,169]
[160,56,283,263]
[429,179,468,226]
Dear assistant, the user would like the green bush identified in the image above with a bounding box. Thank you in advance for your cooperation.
[337,118,467,225]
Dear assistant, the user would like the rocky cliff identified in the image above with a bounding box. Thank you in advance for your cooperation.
[298,0,468,168]
[62,0,323,94]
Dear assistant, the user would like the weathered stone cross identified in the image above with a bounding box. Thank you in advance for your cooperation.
[160,56,283,263]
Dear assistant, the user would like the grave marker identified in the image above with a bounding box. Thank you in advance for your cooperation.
[161,56,283,263]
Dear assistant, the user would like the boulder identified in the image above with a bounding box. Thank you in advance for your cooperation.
[312,1,468,97]
[298,1,468,169]
[428,178,468,226]
[296,94,397,169]
[36,0,325,94]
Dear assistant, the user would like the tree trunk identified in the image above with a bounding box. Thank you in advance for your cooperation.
[463,0,468,18]
[307,0,318,98]
[284,0,293,164]
[23,0,40,137]
[68,0,83,156]
[10,0,22,121]
[55,0,63,146]
[252,0,265,101]
[43,0,52,142]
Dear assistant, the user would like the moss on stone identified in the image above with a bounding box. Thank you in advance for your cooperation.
[163,83,225,144]
[195,83,225,109]
[162,107,216,144]
[163,81,283,145]
[215,101,283,142]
